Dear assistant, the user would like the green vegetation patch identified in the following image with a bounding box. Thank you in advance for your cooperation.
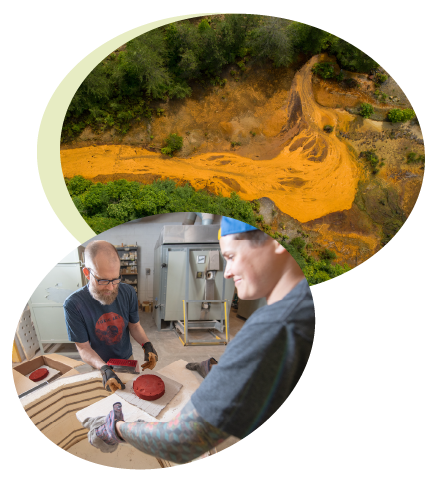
[161,133,183,156]
[290,23,378,72]
[406,152,425,164]
[374,89,388,102]
[374,72,388,84]
[360,150,383,175]
[312,62,337,79]
[387,108,416,123]
[66,176,350,285]
[359,103,375,119]
[278,236,350,285]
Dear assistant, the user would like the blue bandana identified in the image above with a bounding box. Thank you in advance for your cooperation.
[219,217,259,239]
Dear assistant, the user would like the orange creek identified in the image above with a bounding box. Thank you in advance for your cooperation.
[61,55,360,224]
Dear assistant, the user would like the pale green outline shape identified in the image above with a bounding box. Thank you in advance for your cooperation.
[37,13,212,244]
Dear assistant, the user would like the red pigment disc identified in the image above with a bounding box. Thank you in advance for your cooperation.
[133,374,165,401]
[29,368,49,382]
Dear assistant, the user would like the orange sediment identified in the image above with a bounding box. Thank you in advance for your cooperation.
[61,55,360,223]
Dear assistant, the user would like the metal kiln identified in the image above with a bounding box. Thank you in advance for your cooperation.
[152,224,235,345]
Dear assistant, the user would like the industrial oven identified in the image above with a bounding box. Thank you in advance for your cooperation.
[152,224,235,345]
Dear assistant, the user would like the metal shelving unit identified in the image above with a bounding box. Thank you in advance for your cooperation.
[116,245,139,297]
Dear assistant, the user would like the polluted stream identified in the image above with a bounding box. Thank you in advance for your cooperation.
[61,54,360,224]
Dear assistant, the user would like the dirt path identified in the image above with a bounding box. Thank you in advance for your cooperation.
[61,55,361,223]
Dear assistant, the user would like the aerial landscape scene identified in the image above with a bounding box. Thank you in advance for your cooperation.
[60,15,425,284]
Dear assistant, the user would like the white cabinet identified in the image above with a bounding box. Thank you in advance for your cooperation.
[28,246,86,355]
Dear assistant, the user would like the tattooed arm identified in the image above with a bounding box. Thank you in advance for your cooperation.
[116,399,229,464]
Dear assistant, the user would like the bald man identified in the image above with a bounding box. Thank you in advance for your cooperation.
[63,240,158,392]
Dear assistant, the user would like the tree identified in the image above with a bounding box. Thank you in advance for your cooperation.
[218,14,260,61]
[165,22,202,80]
[248,17,294,67]
[113,30,172,99]
[289,22,334,55]
[329,38,378,72]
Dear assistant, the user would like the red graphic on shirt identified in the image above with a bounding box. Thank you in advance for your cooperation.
[95,312,124,345]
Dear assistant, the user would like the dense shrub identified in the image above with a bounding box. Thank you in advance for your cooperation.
[161,133,183,156]
[319,249,337,261]
[323,125,334,133]
[65,176,93,196]
[290,237,306,251]
[359,103,374,119]
[375,72,388,84]
[387,108,416,123]
[312,62,336,79]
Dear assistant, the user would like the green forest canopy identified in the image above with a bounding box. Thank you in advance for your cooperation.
[63,15,378,141]
[66,176,350,285]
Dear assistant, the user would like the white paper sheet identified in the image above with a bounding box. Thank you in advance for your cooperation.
[115,372,183,418]
[25,365,62,386]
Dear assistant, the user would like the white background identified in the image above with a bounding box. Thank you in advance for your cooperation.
[2,1,431,480]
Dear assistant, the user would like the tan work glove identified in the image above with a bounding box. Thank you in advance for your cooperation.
[100,365,125,393]
[141,342,158,371]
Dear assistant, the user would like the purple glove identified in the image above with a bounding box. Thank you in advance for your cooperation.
[95,402,125,446]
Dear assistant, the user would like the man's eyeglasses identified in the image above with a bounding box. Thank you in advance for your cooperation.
[88,269,121,286]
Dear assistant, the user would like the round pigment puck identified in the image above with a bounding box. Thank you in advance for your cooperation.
[29,368,49,382]
[133,374,165,401]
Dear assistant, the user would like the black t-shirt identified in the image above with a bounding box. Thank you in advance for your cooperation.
[191,278,315,439]
[64,283,139,361]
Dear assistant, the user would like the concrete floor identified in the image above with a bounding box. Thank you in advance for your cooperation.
[133,308,245,369]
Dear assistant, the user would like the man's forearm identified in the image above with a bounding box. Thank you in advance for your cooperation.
[128,322,150,345]
[76,343,106,370]
[117,400,228,464]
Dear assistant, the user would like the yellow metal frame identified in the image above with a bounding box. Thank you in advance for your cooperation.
[224,301,228,341]
[178,300,229,346]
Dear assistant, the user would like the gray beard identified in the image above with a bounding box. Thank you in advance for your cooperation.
[89,283,119,305]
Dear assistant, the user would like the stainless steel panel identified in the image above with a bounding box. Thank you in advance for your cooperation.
[208,250,220,270]
[152,229,235,330]
[165,250,187,320]
[154,225,220,248]
[205,278,215,300]
[187,248,226,320]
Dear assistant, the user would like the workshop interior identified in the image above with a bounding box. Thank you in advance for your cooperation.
[12,212,267,468]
